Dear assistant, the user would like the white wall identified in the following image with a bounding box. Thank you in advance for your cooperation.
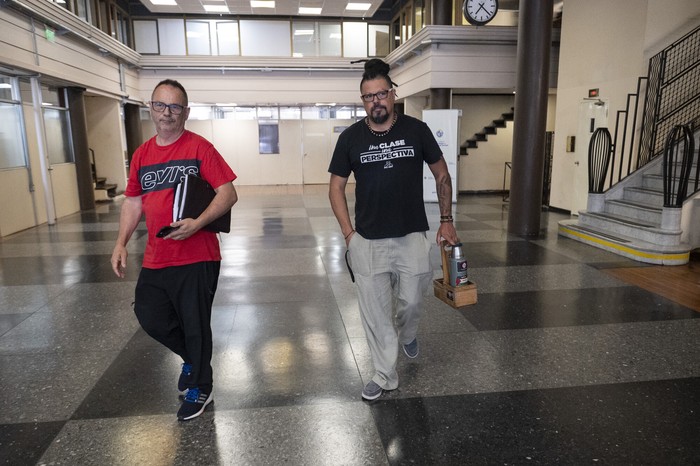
[135,71,360,107]
[549,0,700,213]
[50,164,81,218]
[0,8,127,98]
[85,96,129,192]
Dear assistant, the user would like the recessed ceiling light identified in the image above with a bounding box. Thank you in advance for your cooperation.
[299,7,322,15]
[203,4,229,12]
[150,0,177,5]
[346,2,371,11]
[251,1,275,8]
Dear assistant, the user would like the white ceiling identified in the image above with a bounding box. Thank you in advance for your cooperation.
[140,0,387,17]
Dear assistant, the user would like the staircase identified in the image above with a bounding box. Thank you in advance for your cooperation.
[90,148,119,202]
[558,25,700,265]
[94,177,118,202]
[559,145,698,265]
[460,107,514,155]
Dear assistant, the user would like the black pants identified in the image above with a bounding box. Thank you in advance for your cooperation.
[134,261,220,392]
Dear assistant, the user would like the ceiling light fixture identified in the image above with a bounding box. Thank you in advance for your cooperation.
[150,0,177,5]
[346,2,371,11]
[299,7,322,15]
[203,4,229,12]
[251,1,275,8]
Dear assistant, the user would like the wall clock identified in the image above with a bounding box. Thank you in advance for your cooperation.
[463,0,499,26]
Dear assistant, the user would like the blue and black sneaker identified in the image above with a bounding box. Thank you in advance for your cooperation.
[177,387,213,421]
[178,362,192,392]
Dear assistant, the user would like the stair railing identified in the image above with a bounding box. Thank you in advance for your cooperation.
[590,25,700,195]
[588,127,612,193]
[663,124,698,207]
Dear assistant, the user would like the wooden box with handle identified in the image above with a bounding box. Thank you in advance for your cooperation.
[433,241,477,308]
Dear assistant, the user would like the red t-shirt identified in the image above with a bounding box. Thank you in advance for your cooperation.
[125,130,236,269]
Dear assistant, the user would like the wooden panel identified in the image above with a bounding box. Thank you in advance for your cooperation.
[604,260,700,312]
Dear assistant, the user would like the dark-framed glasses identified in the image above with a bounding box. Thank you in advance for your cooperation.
[361,89,394,102]
[150,101,186,115]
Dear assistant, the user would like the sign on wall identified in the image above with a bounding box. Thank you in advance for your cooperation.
[422,109,460,203]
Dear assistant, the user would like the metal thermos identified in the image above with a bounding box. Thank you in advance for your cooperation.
[449,242,469,287]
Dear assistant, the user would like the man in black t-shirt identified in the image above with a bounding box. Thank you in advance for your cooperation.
[329,59,459,401]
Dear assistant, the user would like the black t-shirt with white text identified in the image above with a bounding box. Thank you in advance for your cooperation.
[328,114,442,239]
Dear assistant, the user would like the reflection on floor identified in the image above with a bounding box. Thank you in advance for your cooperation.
[1,186,698,465]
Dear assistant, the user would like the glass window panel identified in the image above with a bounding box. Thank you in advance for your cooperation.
[188,106,212,120]
[216,22,239,55]
[0,77,12,101]
[279,106,300,120]
[331,105,354,119]
[216,107,236,119]
[293,21,317,57]
[302,106,329,120]
[368,25,390,57]
[19,79,32,104]
[319,23,341,57]
[343,22,368,58]
[240,20,290,57]
[134,20,159,54]
[110,6,119,40]
[414,0,424,31]
[257,106,279,120]
[75,0,89,21]
[52,0,69,11]
[117,11,129,45]
[158,19,186,55]
[43,108,73,165]
[42,86,61,107]
[0,102,27,169]
[186,21,211,55]
[391,19,400,49]
[234,107,257,120]
[258,122,279,154]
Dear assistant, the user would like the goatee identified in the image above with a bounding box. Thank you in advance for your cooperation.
[369,111,390,125]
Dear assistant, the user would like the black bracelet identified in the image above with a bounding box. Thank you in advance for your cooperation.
[440,219,453,223]
[344,230,355,239]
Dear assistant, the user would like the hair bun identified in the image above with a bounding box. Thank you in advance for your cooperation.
[364,59,390,76]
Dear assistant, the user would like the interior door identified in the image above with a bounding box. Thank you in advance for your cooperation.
[302,119,331,184]
[573,99,608,215]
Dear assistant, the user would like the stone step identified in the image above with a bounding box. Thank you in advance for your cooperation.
[577,210,682,246]
[558,219,690,265]
[606,199,662,224]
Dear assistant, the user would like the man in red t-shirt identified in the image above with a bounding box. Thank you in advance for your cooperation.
[111,79,237,421]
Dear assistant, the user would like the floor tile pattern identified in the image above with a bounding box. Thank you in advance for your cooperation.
[0,186,697,465]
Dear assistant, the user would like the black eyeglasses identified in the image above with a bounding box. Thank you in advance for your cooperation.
[150,101,186,115]
[360,89,394,102]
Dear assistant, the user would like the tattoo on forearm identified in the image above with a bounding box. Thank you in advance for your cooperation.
[437,174,452,215]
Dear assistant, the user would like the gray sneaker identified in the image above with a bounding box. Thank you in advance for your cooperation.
[403,338,419,358]
[361,380,383,401]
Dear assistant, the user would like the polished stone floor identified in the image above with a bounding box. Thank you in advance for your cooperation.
[1,186,698,465]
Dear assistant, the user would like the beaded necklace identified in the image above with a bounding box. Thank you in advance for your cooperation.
[365,113,398,137]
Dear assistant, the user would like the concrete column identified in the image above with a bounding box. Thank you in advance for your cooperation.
[123,103,143,166]
[507,0,553,236]
[67,87,95,210]
[430,88,451,109]
[430,0,453,110]
[432,0,452,26]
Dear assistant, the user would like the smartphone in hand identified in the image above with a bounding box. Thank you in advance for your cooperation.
[156,225,180,238]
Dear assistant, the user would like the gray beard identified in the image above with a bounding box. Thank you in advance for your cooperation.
[370,112,390,125]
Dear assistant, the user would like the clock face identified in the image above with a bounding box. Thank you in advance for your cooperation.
[463,0,499,26]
